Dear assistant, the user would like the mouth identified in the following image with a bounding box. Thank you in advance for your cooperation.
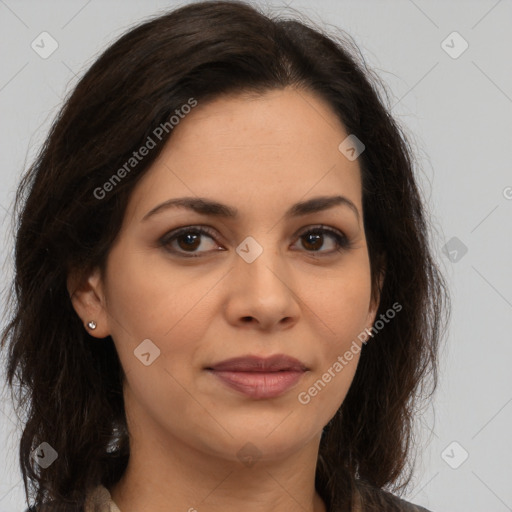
[205,354,309,399]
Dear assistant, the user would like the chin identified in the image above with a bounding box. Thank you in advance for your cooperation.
[201,424,320,462]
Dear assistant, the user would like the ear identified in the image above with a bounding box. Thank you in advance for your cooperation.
[67,266,111,338]
[365,265,385,330]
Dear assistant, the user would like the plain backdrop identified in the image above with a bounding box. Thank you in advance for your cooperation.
[1,1,511,511]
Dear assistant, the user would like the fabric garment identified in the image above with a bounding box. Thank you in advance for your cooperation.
[84,486,121,512]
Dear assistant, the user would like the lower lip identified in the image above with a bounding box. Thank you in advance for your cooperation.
[207,370,306,399]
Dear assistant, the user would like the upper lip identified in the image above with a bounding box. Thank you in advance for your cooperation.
[206,354,309,372]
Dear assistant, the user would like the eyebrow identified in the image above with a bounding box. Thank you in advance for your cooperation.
[142,194,360,224]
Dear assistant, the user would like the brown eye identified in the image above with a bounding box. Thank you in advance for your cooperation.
[159,224,351,258]
[294,226,351,254]
[159,226,222,257]
[301,231,324,251]
[176,231,202,251]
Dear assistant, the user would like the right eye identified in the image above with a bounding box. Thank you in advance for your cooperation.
[159,226,225,257]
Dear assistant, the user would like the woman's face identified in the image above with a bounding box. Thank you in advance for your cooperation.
[81,87,380,463]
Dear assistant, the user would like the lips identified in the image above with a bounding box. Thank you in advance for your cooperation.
[206,354,308,372]
[205,354,309,399]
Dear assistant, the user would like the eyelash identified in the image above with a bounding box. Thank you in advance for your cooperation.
[158,224,352,258]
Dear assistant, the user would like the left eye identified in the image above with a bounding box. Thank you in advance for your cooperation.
[294,227,350,253]
[159,225,350,257]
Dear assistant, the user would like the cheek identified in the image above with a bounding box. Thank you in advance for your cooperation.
[102,243,217,375]
[295,258,371,415]
[306,256,373,341]
[103,249,214,430]
[296,311,364,428]
[297,352,360,425]
[105,239,207,327]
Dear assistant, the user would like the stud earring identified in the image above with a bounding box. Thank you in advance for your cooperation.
[87,321,97,330]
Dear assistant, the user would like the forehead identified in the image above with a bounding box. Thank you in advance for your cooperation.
[126,87,363,222]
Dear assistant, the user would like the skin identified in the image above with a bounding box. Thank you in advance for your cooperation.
[69,87,382,512]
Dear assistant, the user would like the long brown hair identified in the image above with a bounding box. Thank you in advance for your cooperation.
[1,2,449,511]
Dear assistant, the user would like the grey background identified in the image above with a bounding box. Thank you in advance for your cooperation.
[1,1,511,511]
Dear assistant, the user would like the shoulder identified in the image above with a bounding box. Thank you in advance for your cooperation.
[22,483,117,512]
[351,484,434,512]
[23,506,84,512]
[372,487,433,512]
[392,496,433,512]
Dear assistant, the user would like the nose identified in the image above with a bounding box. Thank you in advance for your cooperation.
[223,240,301,331]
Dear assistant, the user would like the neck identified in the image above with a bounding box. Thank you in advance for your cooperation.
[109,429,327,512]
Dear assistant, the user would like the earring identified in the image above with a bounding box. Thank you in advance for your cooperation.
[362,328,373,345]
[87,321,97,330]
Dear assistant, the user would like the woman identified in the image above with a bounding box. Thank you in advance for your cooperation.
[1,1,449,511]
